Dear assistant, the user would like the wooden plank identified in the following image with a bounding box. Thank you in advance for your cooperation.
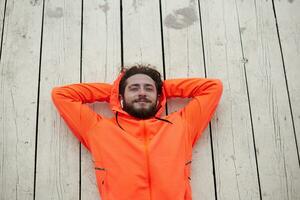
[274,0,300,164]
[0,0,5,49]
[160,0,215,199]
[200,0,261,199]
[122,0,163,69]
[81,0,121,199]
[35,0,82,199]
[0,0,43,199]
[235,0,300,199]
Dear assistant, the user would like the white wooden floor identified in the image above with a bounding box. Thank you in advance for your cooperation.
[0,0,300,199]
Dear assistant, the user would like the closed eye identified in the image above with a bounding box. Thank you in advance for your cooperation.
[145,87,153,91]
[129,87,139,91]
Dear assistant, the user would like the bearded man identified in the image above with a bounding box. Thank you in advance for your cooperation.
[51,64,223,200]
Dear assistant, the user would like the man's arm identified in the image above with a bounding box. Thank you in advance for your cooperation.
[51,83,112,150]
[163,78,223,147]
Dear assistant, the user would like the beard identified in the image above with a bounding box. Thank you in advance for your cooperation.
[123,98,158,119]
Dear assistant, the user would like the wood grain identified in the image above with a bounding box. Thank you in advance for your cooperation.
[200,0,260,199]
[0,0,43,199]
[35,0,81,199]
[274,0,300,168]
[235,0,300,199]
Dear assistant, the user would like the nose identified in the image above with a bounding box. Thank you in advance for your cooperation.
[138,88,146,96]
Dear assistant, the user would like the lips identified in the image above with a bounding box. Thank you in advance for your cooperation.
[134,99,151,103]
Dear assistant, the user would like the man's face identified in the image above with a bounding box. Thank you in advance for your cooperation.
[120,74,158,119]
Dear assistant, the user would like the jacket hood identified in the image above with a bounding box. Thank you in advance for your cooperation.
[109,71,167,118]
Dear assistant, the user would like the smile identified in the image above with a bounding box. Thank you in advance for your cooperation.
[134,99,151,103]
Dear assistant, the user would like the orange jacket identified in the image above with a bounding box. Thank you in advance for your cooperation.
[51,73,223,200]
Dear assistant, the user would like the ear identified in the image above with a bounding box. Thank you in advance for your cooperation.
[119,95,124,108]
[156,95,160,106]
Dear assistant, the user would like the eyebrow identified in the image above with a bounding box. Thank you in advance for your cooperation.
[128,83,155,88]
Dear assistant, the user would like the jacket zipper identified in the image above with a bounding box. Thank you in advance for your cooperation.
[143,121,152,200]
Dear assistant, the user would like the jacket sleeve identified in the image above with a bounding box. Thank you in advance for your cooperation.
[51,83,112,150]
[163,78,223,147]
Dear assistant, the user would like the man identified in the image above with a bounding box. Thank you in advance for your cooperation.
[51,64,223,200]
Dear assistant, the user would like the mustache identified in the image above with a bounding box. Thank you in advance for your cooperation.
[134,98,151,103]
